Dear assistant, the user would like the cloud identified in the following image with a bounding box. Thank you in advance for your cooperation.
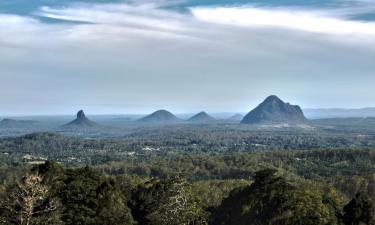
[0,1,375,114]
[38,4,185,31]
[190,6,375,35]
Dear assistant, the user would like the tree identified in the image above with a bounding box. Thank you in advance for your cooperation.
[0,173,62,225]
[343,192,375,225]
[212,169,338,225]
[54,166,135,225]
[130,176,207,225]
[147,175,207,225]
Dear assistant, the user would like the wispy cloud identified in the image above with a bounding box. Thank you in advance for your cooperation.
[38,3,187,31]
[190,6,375,35]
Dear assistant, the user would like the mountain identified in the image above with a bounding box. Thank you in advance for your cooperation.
[0,118,39,128]
[241,95,308,124]
[188,111,215,123]
[303,108,375,119]
[62,110,98,129]
[138,110,180,123]
[228,114,243,121]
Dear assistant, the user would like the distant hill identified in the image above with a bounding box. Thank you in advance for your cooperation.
[241,95,308,124]
[304,108,375,119]
[138,110,180,123]
[228,114,243,121]
[313,117,375,128]
[188,111,215,123]
[0,118,39,128]
[61,110,98,129]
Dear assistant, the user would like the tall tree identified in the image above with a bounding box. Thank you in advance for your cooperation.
[147,175,207,225]
[0,173,62,225]
[54,166,135,225]
[212,169,338,225]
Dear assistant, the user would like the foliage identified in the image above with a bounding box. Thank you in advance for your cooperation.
[0,173,62,225]
[343,192,375,225]
[211,169,339,225]
[48,165,134,225]
[130,176,207,225]
[192,179,251,207]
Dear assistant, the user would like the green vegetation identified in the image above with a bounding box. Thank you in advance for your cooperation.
[1,123,375,166]
[1,162,374,225]
[1,121,375,224]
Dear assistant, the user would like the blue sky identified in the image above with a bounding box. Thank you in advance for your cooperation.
[0,0,375,115]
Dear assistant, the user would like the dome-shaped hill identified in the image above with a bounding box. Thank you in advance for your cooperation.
[137,110,180,123]
[188,111,215,123]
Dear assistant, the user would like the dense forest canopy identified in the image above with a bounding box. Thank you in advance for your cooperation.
[1,121,375,224]
[1,162,374,225]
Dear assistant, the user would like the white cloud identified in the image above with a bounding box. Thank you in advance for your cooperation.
[36,3,197,36]
[40,6,182,30]
[190,6,375,36]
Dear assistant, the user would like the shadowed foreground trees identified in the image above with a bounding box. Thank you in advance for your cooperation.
[212,169,339,225]
[1,162,375,225]
[130,176,208,225]
[343,192,375,225]
[0,173,62,225]
[39,163,135,225]
[146,176,207,225]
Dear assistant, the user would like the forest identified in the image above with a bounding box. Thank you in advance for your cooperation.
[0,161,374,225]
[1,123,375,224]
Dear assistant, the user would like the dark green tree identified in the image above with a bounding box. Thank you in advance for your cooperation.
[147,175,208,225]
[33,162,135,225]
[130,176,207,225]
[343,192,375,225]
[211,169,338,225]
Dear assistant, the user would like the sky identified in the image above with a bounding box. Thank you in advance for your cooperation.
[0,0,375,115]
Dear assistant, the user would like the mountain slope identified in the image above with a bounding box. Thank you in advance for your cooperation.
[241,95,307,124]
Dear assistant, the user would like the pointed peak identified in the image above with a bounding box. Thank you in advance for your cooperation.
[264,95,283,102]
[77,110,86,119]
[62,110,97,129]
